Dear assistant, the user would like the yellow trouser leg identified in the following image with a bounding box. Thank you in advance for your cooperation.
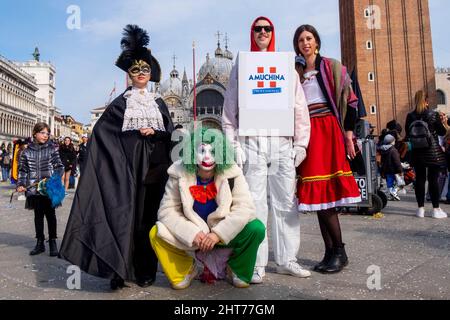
[149,226,194,286]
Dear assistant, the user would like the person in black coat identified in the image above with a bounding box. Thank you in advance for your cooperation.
[59,137,77,191]
[17,122,64,256]
[59,25,174,290]
[77,134,88,176]
[405,90,448,219]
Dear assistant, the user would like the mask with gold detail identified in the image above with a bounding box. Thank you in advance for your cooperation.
[128,60,151,77]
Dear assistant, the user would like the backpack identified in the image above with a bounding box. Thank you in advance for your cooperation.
[409,118,432,150]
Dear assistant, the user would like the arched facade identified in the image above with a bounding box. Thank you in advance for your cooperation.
[157,34,234,131]
[435,68,450,115]
[189,75,227,129]
[437,89,446,105]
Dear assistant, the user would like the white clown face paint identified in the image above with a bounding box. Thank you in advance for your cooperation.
[196,143,216,172]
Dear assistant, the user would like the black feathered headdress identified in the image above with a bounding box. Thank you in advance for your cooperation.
[115,25,161,82]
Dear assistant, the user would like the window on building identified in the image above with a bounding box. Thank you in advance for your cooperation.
[196,90,224,113]
[170,112,175,118]
[437,89,446,105]
[370,105,377,115]
[368,72,375,82]
[364,8,371,18]
[366,41,373,50]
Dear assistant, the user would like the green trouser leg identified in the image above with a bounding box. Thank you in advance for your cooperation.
[225,219,265,284]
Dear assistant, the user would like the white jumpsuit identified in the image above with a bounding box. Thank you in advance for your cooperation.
[222,57,311,268]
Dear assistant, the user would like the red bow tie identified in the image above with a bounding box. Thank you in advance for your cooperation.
[189,182,217,204]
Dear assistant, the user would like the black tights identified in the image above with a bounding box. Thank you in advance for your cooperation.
[317,210,343,250]
[414,166,441,208]
[33,196,57,240]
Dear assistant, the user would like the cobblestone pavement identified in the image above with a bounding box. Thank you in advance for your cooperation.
[0,181,449,300]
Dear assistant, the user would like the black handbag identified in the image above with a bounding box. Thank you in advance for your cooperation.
[349,138,366,175]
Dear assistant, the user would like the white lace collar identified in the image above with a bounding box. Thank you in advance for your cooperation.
[121,87,166,132]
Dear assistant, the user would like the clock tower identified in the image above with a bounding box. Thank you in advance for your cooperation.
[340,0,436,133]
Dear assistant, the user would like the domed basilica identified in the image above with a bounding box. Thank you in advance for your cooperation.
[153,33,234,130]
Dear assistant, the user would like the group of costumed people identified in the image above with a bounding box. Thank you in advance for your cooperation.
[58,16,361,291]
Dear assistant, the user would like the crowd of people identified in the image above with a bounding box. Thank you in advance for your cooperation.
[4,18,447,294]
[1,134,89,189]
[378,90,449,219]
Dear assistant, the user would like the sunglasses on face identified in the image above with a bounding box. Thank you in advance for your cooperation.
[128,66,151,77]
[253,25,273,33]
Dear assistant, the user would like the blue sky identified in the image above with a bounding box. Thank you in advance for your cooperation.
[0,0,449,124]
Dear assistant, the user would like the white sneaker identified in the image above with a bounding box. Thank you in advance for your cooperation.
[172,263,198,290]
[226,266,249,288]
[250,267,265,284]
[432,208,448,219]
[276,261,311,278]
[416,207,425,218]
[389,188,401,201]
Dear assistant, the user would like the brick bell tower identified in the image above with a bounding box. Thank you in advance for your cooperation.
[339,0,437,134]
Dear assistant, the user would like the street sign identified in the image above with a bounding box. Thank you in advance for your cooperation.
[354,176,368,201]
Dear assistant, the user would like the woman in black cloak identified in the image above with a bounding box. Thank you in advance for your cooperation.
[59,25,174,290]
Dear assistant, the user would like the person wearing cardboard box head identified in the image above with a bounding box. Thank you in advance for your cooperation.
[222,16,311,284]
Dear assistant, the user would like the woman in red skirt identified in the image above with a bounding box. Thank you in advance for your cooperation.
[293,25,361,274]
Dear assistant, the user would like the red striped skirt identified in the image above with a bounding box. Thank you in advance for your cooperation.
[297,114,361,211]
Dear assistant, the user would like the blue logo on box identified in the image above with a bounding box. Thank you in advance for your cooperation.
[249,66,285,95]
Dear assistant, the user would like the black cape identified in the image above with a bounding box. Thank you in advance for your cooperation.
[59,88,174,280]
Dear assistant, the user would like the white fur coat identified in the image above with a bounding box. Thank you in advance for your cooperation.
[156,161,256,251]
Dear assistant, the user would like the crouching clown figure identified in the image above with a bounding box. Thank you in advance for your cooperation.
[150,128,265,289]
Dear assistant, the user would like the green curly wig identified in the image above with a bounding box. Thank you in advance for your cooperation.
[182,127,235,174]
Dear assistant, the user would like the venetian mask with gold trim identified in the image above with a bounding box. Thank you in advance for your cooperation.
[128,60,151,77]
